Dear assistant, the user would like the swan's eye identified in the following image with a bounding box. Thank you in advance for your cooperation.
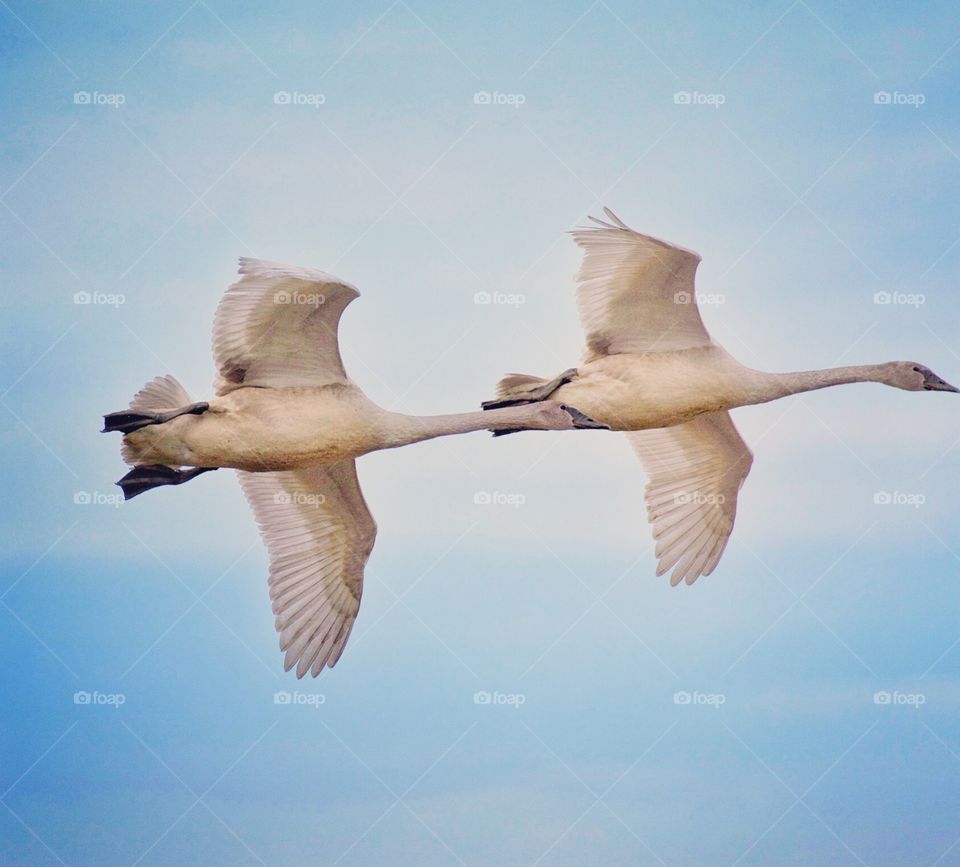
[912,366,921,372]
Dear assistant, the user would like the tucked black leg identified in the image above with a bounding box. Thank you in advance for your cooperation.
[116,465,217,500]
[481,369,578,410]
[102,401,209,434]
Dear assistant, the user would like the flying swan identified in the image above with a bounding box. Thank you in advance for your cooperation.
[102,259,607,676]
[484,208,957,586]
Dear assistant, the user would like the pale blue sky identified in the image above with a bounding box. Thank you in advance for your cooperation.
[2,1,960,865]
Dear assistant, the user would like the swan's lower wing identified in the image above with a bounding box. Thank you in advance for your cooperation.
[237,462,377,677]
[627,411,753,586]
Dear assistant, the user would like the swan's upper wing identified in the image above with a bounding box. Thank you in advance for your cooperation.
[627,411,752,586]
[237,462,377,677]
[571,208,710,361]
[212,258,360,394]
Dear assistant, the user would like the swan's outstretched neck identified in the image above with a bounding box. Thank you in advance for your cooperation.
[756,363,901,401]
[771,364,887,396]
[383,404,597,447]
[391,408,543,443]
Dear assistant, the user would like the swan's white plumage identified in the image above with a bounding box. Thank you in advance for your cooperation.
[129,374,191,412]
[552,208,753,586]
[571,207,709,361]
[122,375,193,465]
[118,258,586,675]
[216,259,373,675]
[212,258,360,394]
[573,209,753,585]
[627,412,752,586]
[492,210,954,586]
[237,462,376,677]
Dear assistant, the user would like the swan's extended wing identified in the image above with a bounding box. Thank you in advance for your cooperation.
[571,208,710,361]
[627,411,752,586]
[212,258,360,394]
[237,462,377,677]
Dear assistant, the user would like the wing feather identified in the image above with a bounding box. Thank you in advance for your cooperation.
[237,461,376,676]
[572,208,710,361]
[212,258,361,394]
[628,411,753,586]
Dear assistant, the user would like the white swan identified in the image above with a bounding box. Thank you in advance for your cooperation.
[103,259,606,677]
[484,208,957,587]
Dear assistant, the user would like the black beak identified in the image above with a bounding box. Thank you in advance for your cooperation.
[559,404,610,430]
[923,373,960,392]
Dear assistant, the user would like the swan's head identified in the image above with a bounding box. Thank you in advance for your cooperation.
[531,402,609,430]
[887,362,959,392]
[558,403,610,429]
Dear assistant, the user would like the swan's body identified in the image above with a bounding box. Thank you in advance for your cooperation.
[106,259,604,677]
[487,209,957,586]
[123,383,569,471]
[542,347,749,430]
[541,349,939,431]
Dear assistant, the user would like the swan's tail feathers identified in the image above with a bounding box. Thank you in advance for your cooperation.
[130,375,192,413]
[103,376,207,437]
[116,465,217,500]
[496,374,550,398]
[481,369,578,410]
[103,374,195,434]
